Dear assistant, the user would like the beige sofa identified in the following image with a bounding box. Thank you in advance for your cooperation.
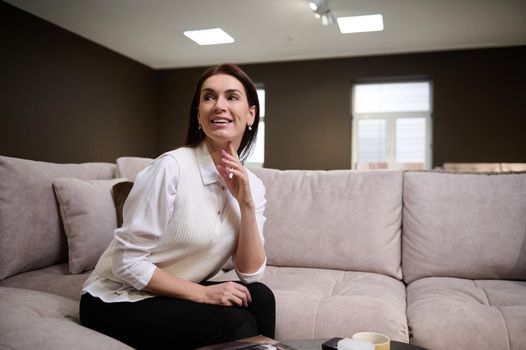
[1,155,525,350]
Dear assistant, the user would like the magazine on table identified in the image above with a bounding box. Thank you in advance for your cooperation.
[196,335,298,350]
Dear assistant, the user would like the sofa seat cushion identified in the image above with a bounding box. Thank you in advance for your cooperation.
[0,263,90,301]
[407,277,526,350]
[212,266,409,342]
[0,287,132,350]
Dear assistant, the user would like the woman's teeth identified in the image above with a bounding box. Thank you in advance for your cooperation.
[212,119,231,124]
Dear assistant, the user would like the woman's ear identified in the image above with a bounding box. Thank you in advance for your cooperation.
[248,105,256,125]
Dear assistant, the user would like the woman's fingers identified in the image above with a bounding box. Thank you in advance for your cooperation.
[220,150,240,169]
[228,285,250,307]
[220,155,238,166]
[216,164,242,183]
[216,164,229,179]
[219,149,247,184]
[206,282,252,307]
[229,287,249,307]
[217,143,253,206]
[233,283,252,306]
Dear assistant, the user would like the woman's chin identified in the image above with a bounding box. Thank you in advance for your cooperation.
[205,130,241,144]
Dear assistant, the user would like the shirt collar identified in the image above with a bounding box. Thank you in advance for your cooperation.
[196,142,222,186]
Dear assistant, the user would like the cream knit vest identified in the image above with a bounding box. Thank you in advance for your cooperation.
[96,147,240,286]
[148,147,240,282]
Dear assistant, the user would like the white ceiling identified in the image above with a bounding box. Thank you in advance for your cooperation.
[6,0,526,69]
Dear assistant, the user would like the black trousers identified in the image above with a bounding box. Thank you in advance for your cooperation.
[79,281,276,350]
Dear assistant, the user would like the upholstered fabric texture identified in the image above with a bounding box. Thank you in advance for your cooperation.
[212,266,409,342]
[53,177,127,274]
[0,287,133,349]
[115,156,153,180]
[402,172,526,283]
[0,156,115,280]
[407,277,526,350]
[251,168,404,279]
[0,263,90,301]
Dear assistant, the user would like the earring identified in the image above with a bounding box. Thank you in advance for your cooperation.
[198,124,202,130]
[248,125,253,131]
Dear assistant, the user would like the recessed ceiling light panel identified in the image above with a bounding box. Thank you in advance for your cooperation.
[183,28,234,45]
[337,14,384,34]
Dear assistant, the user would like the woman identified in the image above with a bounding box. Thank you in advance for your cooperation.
[80,63,275,349]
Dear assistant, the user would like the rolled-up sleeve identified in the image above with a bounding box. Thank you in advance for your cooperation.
[235,172,267,283]
[111,154,179,290]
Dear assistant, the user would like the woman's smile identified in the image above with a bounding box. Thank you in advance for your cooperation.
[198,74,255,148]
[210,116,233,127]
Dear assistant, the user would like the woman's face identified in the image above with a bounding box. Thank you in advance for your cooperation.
[198,74,255,150]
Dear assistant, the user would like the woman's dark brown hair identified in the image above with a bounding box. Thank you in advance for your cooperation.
[185,63,260,163]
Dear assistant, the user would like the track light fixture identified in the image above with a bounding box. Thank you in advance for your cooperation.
[307,0,336,26]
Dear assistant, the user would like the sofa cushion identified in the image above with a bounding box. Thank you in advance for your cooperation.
[0,155,116,280]
[115,156,153,180]
[0,286,133,350]
[212,266,409,342]
[402,171,526,283]
[407,277,526,350]
[53,178,127,274]
[0,263,90,301]
[251,168,404,279]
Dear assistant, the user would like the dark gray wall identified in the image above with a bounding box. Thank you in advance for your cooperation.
[158,46,526,170]
[0,1,158,163]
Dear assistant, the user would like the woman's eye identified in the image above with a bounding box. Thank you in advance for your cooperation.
[203,94,215,101]
[228,95,239,101]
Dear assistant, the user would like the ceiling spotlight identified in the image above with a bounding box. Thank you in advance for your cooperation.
[307,0,336,26]
[308,2,318,11]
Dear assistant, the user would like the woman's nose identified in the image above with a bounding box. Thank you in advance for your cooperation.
[214,96,227,112]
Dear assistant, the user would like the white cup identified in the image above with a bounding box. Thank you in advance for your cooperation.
[337,338,375,350]
[351,332,390,350]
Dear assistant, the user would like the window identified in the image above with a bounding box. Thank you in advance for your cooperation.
[246,87,265,167]
[351,81,432,170]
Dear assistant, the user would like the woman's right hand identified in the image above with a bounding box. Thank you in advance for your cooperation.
[145,268,252,307]
[202,282,252,307]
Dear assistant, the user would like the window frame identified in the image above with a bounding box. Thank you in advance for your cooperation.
[351,80,433,170]
[245,84,265,168]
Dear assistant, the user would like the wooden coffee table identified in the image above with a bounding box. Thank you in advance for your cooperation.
[282,338,428,350]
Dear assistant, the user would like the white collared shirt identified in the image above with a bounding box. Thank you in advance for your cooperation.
[82,142,266,302]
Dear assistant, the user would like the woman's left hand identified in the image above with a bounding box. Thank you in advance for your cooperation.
[216,142,254,209]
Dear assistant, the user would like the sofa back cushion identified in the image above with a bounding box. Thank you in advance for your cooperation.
[0,156,115,280]
[53,177,128,274]
[251,168,404,279]
[402,171,526,283]
[116,156,153,180]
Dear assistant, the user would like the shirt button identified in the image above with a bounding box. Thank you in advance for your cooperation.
[217,211,221,215]
[221,186,225,191]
